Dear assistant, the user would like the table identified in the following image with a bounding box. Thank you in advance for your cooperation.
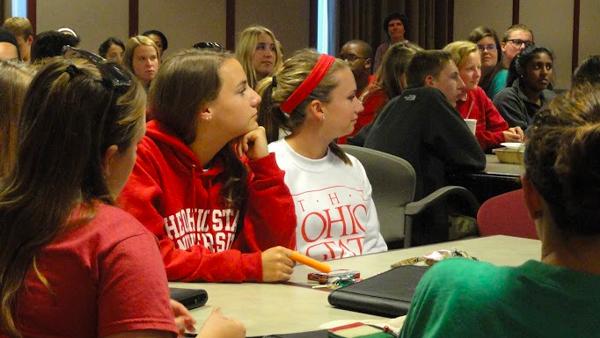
[448,154,524,203]
[170,235,540,337]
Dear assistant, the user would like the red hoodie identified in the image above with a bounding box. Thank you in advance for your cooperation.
[118,120,296,282]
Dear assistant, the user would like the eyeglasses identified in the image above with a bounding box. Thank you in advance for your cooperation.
[507,39,533,48]
[339,53,368,62]
[477,44,497,52]
[193,41,225,51]
[62,45,132,94]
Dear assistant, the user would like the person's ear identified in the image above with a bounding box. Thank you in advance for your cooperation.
[198,105,214,122]
[307,99,326,121]
[102,145,120,178]
[26,35,34,45]
[424,74,435,88]
[364,58,372,71]
[521,175,544,220]
[500,41,507,53]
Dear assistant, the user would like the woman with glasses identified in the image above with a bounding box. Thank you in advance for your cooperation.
[468,26,502,99]
[444,41,523,151]
[235,25,283,89]
[485,24,534,99]
[494,45,556,130]
[260,49,387,261]
[119,49,296,283]
[0,56,182,337]
[400,85,600,337]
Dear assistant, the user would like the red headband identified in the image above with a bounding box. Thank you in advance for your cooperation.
[280,54,336,114]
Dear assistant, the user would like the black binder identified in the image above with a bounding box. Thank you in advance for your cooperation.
[327,265,429,318]
[169,287,208,310]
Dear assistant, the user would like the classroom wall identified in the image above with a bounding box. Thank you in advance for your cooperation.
[139,0,226,59]
[453,0,600,90]
[31,0,309,59]
[36,0,129,54]
[235,0,310,57]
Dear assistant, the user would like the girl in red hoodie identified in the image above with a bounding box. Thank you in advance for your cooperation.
[119,49,296,283]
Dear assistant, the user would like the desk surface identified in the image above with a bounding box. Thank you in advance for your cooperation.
[484,154,524,177]
[170,235,540,336]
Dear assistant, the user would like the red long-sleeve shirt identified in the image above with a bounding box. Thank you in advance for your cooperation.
[456,86,509,151]
[118,121,296,282]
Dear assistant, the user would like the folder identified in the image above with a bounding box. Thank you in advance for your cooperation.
[327,265,429,318]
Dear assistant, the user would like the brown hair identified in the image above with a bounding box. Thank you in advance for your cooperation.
[371,42,421,99]
[525,84,600,236]
[149,48,248,209]
[406,50,452,88]
[503,24,534,42]
[0,61,33,177]
[0,58,145,337]
[257,49,351,164]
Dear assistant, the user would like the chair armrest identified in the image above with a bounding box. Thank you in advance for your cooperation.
[405,186,480,216]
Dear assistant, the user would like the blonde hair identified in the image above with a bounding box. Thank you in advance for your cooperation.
[2,17,33,39]
[443,40,479,69]
[257,49,351,164]
[235,25,283,89]
[0,61,33,177]
[123,35,160,73]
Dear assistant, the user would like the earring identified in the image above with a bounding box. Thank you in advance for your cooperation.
[321,114,326,121]
[202,115,212,121]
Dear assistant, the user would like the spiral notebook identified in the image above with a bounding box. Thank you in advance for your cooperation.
[327,265,429,318]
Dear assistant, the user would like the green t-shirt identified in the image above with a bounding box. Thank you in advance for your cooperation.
[400,258,600,338]
[488,69,508,99]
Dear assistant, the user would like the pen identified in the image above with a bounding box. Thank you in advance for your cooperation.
[290,251,332,273]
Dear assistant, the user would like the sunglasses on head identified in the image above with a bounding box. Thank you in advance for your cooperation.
[193,41,225,51]
[62,45,132,94]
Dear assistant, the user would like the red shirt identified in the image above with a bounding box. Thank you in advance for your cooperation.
[14,204,177,338]
[456,86,509,151]
[119,120,296,282]
[338,88,389,144]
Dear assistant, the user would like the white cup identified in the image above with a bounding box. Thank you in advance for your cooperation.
[464,118,477,135]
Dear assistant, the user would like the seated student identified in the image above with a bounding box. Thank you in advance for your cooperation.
[30,30,79,64]
[467,26,502,99]
[124,35,160,91]
[572,54,600,87]
[0,28,20,61]
[260,49,387,261]
[363,50,485,244]
[142,29,168,58]
[0,60,33,177]
[2,17,34,62]
[400,85,600,338]
[444,40,523,151]
[98,37,125,64]
[119,49,296,282]
[235,25,283,90]
[339,42,420,144]
[0,55,178,337]
[494,45,556,129]
[488,24,534,99]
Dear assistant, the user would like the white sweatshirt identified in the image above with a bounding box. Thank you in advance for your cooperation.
[269,139,387,261]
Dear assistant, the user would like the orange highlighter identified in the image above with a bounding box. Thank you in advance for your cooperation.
[290,251,332,273]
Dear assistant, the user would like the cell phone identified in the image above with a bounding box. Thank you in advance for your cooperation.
[169,287,208,310]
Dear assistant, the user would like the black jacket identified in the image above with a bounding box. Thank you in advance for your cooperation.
[364,87,485,199]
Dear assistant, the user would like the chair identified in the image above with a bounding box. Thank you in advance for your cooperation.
[341,145,480,248]
[477,189,538,239]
